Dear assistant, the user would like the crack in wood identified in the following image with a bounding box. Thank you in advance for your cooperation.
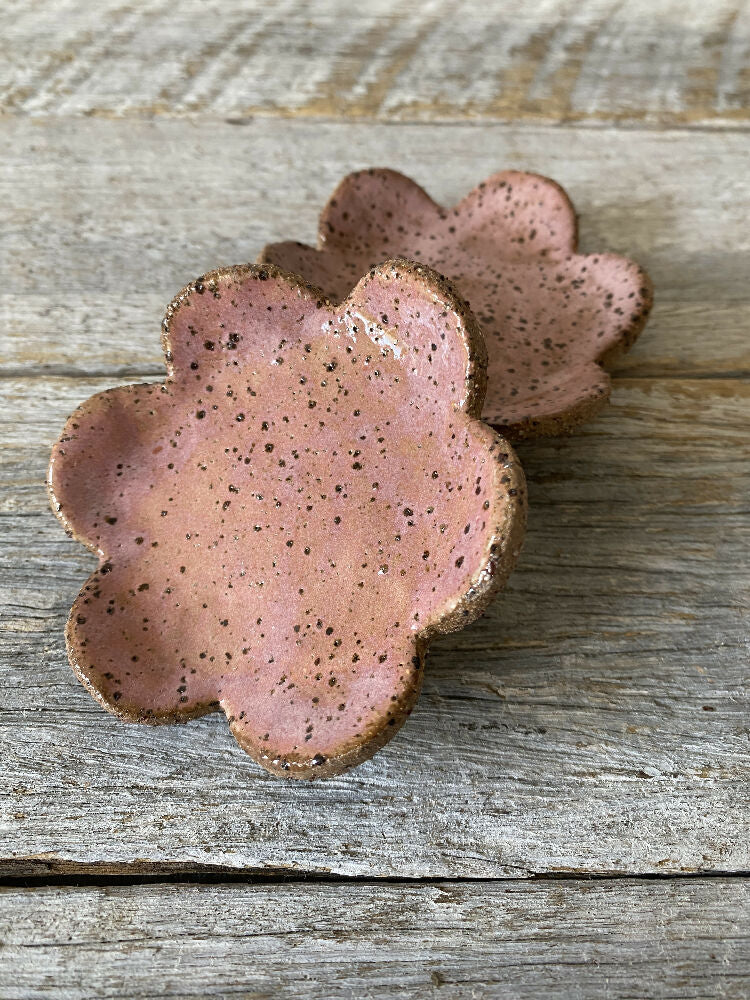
[2,861,749,888]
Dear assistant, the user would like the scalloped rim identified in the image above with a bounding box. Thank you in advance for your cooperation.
[49,260,526,780]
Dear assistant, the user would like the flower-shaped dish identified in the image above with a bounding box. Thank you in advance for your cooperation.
[48,260,526,779]
[260,169,653,440]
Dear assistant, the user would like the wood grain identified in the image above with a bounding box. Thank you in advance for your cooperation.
[2,372,748,876]
[1,878,748,999]
[1,2,748,991]
[1,118,749,381]
[1,0,749,127]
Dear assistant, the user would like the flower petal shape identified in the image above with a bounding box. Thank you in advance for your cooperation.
[260,169,654,440]
[48,261,526,778]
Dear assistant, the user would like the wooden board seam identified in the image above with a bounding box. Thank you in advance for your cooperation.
[3,862,750,886]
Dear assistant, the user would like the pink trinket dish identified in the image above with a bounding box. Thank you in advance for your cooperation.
[48,260,526,778]
[261,169,654,440]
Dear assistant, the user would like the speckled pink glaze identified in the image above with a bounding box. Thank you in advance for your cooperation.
[260,169,654,440]
[48,260,526,779]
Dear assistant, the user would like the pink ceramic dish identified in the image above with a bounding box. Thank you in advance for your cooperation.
[260,169,653,440]
[48,260,526,779]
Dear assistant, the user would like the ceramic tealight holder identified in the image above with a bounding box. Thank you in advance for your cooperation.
[48,260,526,779]
[261,169,654,440]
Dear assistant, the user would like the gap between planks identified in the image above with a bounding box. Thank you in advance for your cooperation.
[2,861,749,888]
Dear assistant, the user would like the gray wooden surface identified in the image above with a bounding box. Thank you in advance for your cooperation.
[1,0,749,126]
[1,2,749,997]
[2,878,748,999]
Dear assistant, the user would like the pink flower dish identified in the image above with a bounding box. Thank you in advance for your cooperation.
[48,260,526,778]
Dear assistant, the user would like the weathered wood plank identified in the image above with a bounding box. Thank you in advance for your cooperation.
[1,373,748,875]
[1,0,749,126]
[1,118,749,380]
[1,878,747,999]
